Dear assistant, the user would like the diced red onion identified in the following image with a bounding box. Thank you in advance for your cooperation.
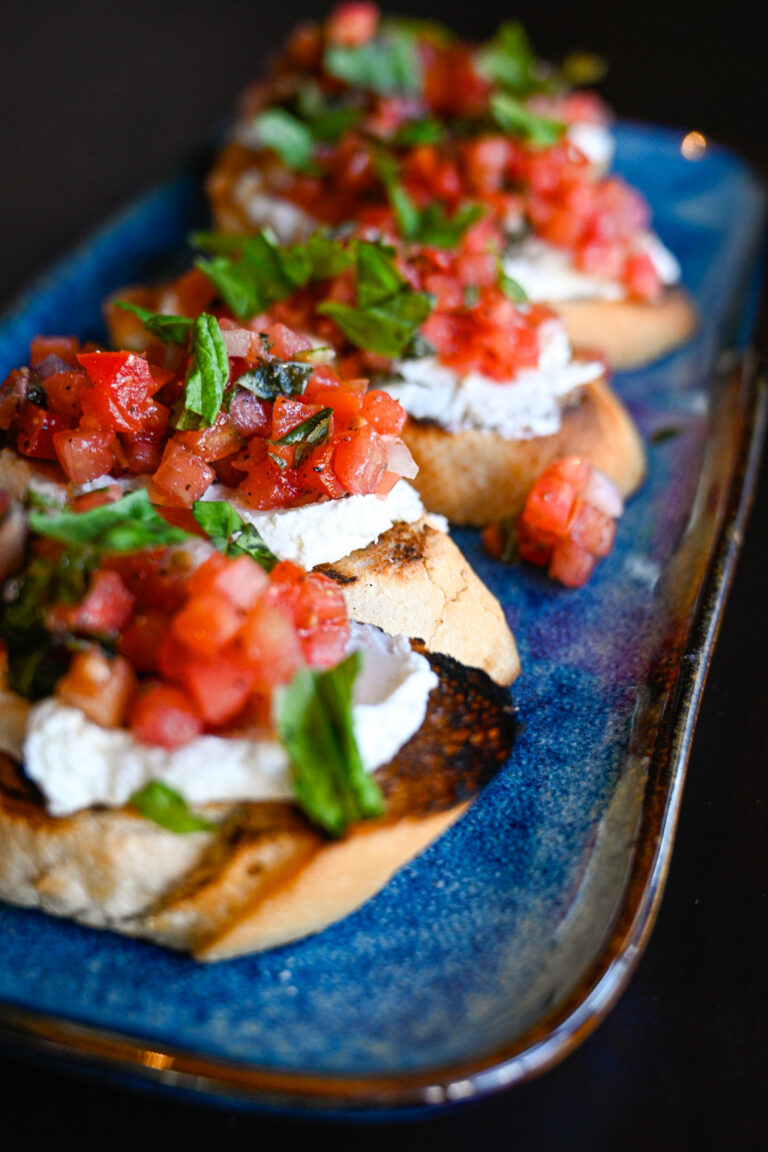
[384,437,419,479]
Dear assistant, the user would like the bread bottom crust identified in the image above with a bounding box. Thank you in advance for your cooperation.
[401,375,646,526]
[554,288,698,370]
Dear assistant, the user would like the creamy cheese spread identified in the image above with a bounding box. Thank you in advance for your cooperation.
[18,623,437,817]
[380,319,603,439]
[202,478,426,568]
[502,234,682,303]
[566,120,614,173]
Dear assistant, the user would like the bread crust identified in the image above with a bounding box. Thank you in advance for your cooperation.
[400,374,646,525]
[553,288,698,370]
[319,516,520,685]
[0,648,517,959]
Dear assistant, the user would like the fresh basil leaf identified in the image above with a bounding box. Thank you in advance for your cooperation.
[276,651,384,836]
[475,21,538,95]
[320,292,433,359]
[236,358,313,401]
[176,313,230,429]
[355,240,406,308]
[302,232,356,281]
[498,265,528,302]
[130,781,214,834]
[490,92,566,147]
[253,108,318,173]
[193,231,314,321]
[294,83,364,143]
[411,202,486,248]
[324,32,422,96]
[192,500,278,570]
[391,117,446,146]
[113,302,193,346]
[276,406,334,447]
[28,489,190,551]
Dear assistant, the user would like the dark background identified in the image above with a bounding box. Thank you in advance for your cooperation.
[0,2,766,1148]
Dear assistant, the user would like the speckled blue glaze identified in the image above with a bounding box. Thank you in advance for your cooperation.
[0,125,765,1096]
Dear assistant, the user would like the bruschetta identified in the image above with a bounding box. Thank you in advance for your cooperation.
[0,498,516,958]
[205,5,696,369]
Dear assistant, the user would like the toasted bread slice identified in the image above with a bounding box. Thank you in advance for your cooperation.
[0,649,516,959]
[400,374,646,525]
[320,517,520,685]
[554,288,698,370]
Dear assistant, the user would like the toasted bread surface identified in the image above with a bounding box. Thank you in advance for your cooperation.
[319,517,520,685]
[0,649,516,959]
[554,288,698,370]
[400,375,646,525]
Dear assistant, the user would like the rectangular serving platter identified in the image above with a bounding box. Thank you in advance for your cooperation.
[0,122,765,1115]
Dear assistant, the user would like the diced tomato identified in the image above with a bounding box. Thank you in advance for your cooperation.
[56,649,136,729]
[130,682,203,749]
[515,518,556,567]
[48,569,136,637]
[298,439,346,499]
[240,600,304,688]
[187,553,268,610]
[174,411,242,462]
[239,456,303,509]
[70,484,124,513]
[567,498,616,558]
[152,440,215,506]
[118,435,164,474]
[53,426,115,485]
[171,592,243,658]
[361,389,406,435]
[77,351,160,434]
[325,2,379,46]
[14,405,73,460]
[271,396,324,440]
[182,645,257,726]
[30,336,80,368]
[261,323,312,361]
[293,573,349,667]
[333,425,387,495]
[306,383,361,428]
[228,390,271,437]
[521,474,576,536]
[44,370,88,419]
[119,610,170,673]
[548,537,596,588]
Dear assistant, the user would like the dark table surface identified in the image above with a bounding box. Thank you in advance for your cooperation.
[1,3,766,1148]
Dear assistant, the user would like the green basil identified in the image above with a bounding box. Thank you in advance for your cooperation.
[475,20,539,96]
[498,266,528,303]
[324,33,422,96]
[391,118,446,147]
[113,302,193,346]
[253,108,318,173]
[275,407,334,464]
[192,500,278,570]
[130,781,214,834]
[176,313,230,429]
[276,652,384,836]
[236,358,313,401]
[28,489,190,551]
[490,92,566,148]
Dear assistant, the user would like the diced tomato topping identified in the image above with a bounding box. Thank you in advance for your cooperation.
[48,569,136,637]
[187,553,268,610]
[174,411,242,462]
[548,537,597,588]
[14,405,73,460]
[228,390,271,437]
[271,396,325,440]
[261,322,313,361]
[298,439,346,499]
[240,600,304,688]
[119,611,171,673]
[44,370,88,419]
[325,2,379,46]
[522,474,577,536]
[361,389,407,435]
[152,440,215,506]
[130,682,203,749]
[567,498,616,558]
[171,592,243,658]
[182,645,257,726]
[53,426,115,485]
[333,425,387,494]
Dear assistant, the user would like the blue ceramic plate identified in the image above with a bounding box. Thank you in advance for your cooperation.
[0,123,765,1116]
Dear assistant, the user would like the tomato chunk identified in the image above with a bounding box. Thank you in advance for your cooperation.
[130,683,203,748]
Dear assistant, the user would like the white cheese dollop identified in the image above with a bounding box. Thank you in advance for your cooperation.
[566,120,615,173]
[21,622,438,817]
[380,319,603,440]
[502,234,681,304]
[202,478,426,569]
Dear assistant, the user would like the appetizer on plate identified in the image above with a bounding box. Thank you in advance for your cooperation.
[106,221,645,527]
[0,321,519,683]
[0,494,516,958]
[207,5,697,368]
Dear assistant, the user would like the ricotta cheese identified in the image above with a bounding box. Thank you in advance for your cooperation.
[380,319,604,439]
[501,234,682,304]
[566,120,615,173]
[21,623,438,817]
[202,479,426,568]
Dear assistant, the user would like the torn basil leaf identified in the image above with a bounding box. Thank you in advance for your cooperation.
[276,652,384,836]
[391,117,446,147]
[475,20,539,96]
[176,313,230,429]
[113,302,193,346]
[252,108,318,173]
[498,265,528,302]
[236,358,313,401]
[324,31,422,97]
[130,781,214,834]
[275,407,334,464]
[192,500,278,570]
[28,489,190,551]
[490,92,566,147]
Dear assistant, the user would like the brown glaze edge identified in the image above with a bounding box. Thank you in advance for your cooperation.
[0,354,765,1115]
